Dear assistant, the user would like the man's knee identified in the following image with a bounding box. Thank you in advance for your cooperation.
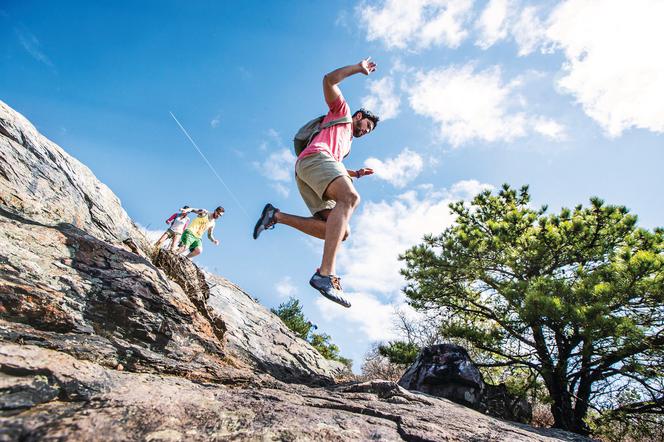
[339,189,360,208]
[325,176,360,208]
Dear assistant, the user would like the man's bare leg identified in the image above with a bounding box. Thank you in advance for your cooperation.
[186,247,201,258]
[154,231,169,249]
[169,234,182,252]
[275,209,352,242]
[274,211,327,240]
[318,176,359,276]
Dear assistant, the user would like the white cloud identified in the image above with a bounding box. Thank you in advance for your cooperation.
[271,182,290,198]
[546,0,664,136]
[254,148,296,183]
[335,9,351,29]
[338,183,490,294]
[531,117,567,141]
[475,0,513,49]
[315,291,400,341]
[389,57,411,75]
[136,223,165,243]
[357,0,549,56]
[210,114,221,128]
[406,64,527,146]
[361,77,401,120]
[357,0,474,50]
[253,129,297,197]
[449,179,495,200]
[471,1,552,56]
[511,6,548,56]
[275,276,297,299]
[377,0,663,137]
[364,148,424,188]
[405,63,566,146]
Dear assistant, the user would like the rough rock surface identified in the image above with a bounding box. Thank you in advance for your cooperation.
[1,345,592,442]
[205,272,346,383]
[0,100,593,440]
[0,100,148,250]
[153,250,344,382]
[0,206,232,382]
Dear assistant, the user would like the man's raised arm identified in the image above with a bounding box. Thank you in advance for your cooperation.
[323,58,377,105]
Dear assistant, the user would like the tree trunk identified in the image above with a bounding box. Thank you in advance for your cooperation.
[548,378,591,435]
[550,386,575,432]
[572,396,591,435]
[571,341,593,436]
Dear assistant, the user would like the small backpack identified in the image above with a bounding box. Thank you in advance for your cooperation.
[293,114,353,157]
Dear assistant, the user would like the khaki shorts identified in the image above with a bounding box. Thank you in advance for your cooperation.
[295,152,350,215]
[166,229,182,238]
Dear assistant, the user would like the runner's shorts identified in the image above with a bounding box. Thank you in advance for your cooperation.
[179,229,202,251]
[295,152,350,216]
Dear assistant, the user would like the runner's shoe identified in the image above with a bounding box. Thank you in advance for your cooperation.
[309,271,351,308]
[253,203,278,239]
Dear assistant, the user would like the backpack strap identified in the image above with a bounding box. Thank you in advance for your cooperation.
[321,114,354,159]
[297,114,354,157]
[319,114,353,130]
[304,114,354,150]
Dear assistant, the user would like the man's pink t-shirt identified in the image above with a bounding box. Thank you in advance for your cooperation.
[298,95,353,163]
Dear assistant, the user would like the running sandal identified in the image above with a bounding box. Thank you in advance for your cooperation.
[253,203,278,239]
[309,271,351,308]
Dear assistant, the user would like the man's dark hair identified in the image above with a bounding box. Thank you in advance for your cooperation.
[215,206,225,213]
[182,205,190,210]
[353,108,380,128]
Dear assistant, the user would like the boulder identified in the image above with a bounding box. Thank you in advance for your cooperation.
[399,344,533,424]
[399,343,484,408]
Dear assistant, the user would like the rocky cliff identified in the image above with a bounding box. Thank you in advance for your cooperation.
[0,100,592,441]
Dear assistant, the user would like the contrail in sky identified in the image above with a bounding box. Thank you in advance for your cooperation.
[169,111,251,221]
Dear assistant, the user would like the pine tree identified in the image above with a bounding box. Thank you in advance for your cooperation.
[400,185,664,435]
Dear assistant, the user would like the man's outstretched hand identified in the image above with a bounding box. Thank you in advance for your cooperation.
[356,168,374,178]
[359,57,377,75]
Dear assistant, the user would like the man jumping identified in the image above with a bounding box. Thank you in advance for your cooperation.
[253,58,379,308]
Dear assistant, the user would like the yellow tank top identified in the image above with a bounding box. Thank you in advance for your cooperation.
[187,215,214,238]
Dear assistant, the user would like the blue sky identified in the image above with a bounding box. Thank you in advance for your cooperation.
[2,0,663,372]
